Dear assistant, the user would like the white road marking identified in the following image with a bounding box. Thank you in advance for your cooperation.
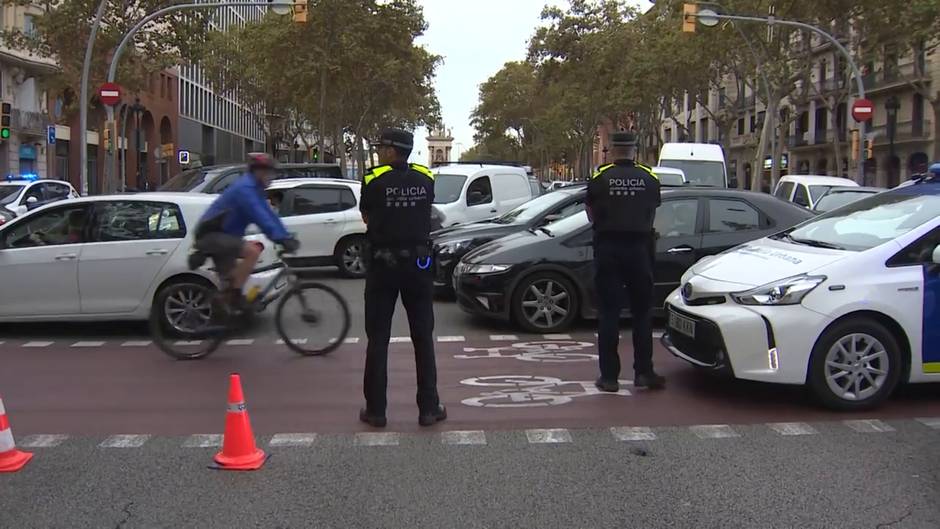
[269,433,318,447]
[23,341,53,348]
[71,341,105,347]
[441,430,487,445]
[182,434,222,448]
[489,335,519,341]
[121,340,152,347]
[526,428,573,444]
[611,426,657,442]
[437,336,465,343]
[225,339,254,346]
[174,340,202,346]
[844,419,895,433]
[390,337,411,343]
[355,432,400,447]
[916,417,940,429]
[276,338,308,345]
[542,334,572,340]
[99,434,151,448]
[20,434,69,448]
[344,337,360,344]
[767,422,818,436]
[690,425,740,439]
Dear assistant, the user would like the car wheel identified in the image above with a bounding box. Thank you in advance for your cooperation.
[154,280,216,338]
[335,236,368,278]
[512,272,578,334]
[807,317,902,411]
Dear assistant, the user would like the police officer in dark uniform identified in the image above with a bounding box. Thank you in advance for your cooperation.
[359,128,446,428]
[586,131,665,392]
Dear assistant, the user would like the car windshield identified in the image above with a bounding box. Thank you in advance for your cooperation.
[657,160,725,187]
[657,172,685,186]
[541,210,588,237]
[813,191,877,213]
[493,191,570,225]
[159,168,213,191]
[809,185,836,202]
[782,189,940,251]
[0,185,24,205]
[433,174,467,204]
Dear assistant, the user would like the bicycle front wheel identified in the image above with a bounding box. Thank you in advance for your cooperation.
[275,282,350,356]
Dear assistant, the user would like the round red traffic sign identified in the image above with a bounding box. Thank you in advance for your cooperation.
[852,98,874,123]
[98,82,122,106]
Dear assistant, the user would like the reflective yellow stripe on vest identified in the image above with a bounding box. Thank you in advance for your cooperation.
[591,164,615,179]
[410,163,435,180]
[637,163,659,180]
[363,165,393,186]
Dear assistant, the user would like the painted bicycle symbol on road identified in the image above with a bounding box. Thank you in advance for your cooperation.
[460,375,632,408]
[455,340,597,363]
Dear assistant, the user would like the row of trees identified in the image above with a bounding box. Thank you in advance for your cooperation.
[1,0,441,178]
[466,0,940,188]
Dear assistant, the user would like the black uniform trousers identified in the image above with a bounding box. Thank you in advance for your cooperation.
[594,235,656,381]
[364,256,440,416]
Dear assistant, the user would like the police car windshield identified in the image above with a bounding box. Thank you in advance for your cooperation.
[658,160,725,187]
[0,184,24,205]
[433,174,467,204]
[781,188,940,252]
[493,191,570,225]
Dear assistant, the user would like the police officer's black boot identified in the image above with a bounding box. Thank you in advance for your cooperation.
[634,371,666,390]
[594,378,620,393]
[418,405,447,427]
[359,408,387,428]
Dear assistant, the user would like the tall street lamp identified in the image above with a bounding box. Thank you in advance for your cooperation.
[885,95,900,185]
[130,98,146,190]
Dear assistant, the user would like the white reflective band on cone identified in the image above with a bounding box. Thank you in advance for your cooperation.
[227,402,247,412]
[0,399,6,416]
[0,428,16,452]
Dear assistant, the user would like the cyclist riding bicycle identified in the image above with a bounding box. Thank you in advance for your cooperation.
[190,152,300,311]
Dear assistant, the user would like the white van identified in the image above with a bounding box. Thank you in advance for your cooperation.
[772,174,859,210]
[432,164,534,227]
[658,143,729,187]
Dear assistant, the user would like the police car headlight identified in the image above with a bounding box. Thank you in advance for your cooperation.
[464,264,512,275]
[731,274,826,306]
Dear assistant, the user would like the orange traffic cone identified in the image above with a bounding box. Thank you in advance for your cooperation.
[211,373,268,471]
[0,396,33,473]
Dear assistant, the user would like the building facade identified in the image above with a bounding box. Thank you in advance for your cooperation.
[426,125,453,166]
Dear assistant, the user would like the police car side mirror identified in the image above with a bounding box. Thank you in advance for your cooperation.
[932,245,940,265]
[25,196,38,205]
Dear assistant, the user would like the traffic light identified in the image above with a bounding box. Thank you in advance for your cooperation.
[866,138,874,160]
[682,3,698,33]
[311,146,319,162]
[850,129,860,161]
[102,121,114,152]
[1,102,12,140]
[293,0,308,23]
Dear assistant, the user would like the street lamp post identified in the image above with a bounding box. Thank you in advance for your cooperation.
[78,0,109,195]
[130,98,146,190]
[886,95,900,186]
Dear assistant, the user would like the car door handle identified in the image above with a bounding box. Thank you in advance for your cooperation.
[54,253,77,261]
[490,209,498,213]
[667,246,694,254]
[323,218,338,224]
[146,249,169,256]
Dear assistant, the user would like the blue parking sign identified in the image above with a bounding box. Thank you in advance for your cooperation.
[47,125,56,145]
[178,150,190,165]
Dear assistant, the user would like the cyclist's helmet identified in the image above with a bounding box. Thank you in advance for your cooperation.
[247,152,278,171]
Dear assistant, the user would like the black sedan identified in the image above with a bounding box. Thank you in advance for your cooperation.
[432,185,586,294]
[454,188,814,333]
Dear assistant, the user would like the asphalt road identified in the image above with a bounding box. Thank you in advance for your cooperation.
[2,269,939,528]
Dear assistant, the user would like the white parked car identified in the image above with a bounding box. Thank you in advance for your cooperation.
[265,178,368,278]
[773,175,859,210]
[0,177,79,217]
[651,166,687,187]
[658,142,729,187]
[431,163,534,228]
[0,193,284,333]
[662,179,940,410]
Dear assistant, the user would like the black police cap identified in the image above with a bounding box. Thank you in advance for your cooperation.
[610,132,638,147]
[373,128,414,150]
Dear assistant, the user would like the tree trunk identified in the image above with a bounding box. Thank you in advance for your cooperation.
[335,124,346,177]
[933,98,940,160]
[317,69,327,156]
[829,100,843,176]
[752,98,775,192]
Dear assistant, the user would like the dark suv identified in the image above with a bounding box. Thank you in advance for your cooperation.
[159,163,345,194]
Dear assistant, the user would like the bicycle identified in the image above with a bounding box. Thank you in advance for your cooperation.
[150,244,350,360]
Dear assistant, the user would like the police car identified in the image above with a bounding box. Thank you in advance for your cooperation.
[0,175,79,217]
[662,172,940,410]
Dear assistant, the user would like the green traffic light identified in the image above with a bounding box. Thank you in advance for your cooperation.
[0,128,9,139]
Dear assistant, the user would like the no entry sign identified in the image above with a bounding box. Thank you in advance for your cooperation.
[99,82,122,107]
[852,98,874,123]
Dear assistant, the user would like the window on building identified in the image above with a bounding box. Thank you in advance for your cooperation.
[23,15,36,36]
[701,118,709,142]
[884,46,899,81]
[913,93,925,136]
[749,114,756,133]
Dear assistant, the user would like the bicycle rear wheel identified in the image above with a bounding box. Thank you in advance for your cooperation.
[275,282,350,356]
[150,282,227,360]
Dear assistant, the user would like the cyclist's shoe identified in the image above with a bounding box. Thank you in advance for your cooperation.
[635,371,666,390]
[418,405,447,427]
[594,378,620,393]
[359,408,387,428]
[187,251,207,271]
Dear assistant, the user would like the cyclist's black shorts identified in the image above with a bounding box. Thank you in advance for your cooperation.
[194,232,243,276]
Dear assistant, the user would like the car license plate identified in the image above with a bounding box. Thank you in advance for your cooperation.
[668,310,696,339]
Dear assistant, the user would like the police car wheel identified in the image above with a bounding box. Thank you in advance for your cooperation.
[335,236,367,278]
[807,317,902,411]
[511,272,578,333]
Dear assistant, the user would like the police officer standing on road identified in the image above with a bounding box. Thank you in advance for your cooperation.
[586,130,666,392]
[359,128,446,428]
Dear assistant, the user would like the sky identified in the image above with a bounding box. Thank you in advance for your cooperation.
[412,0,647,163]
